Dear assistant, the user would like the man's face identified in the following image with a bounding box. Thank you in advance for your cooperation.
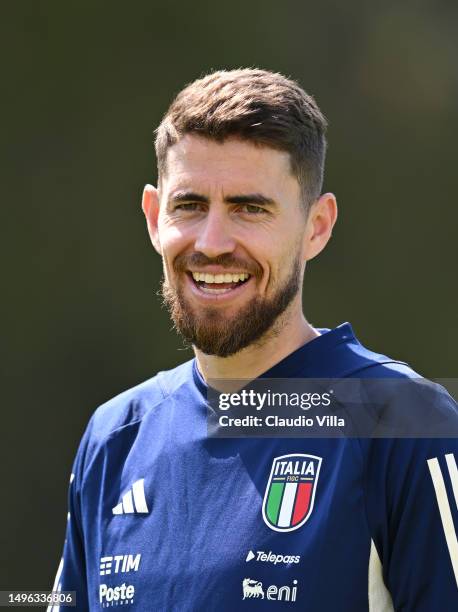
[154,135,309,357]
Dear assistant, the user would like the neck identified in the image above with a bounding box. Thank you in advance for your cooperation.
[194,300,319,382]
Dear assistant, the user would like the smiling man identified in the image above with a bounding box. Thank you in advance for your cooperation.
[145,132,334,374]
[50,69,458,611]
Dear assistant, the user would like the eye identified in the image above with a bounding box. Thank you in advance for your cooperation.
[239,204,267,214]
[174,202,203,212]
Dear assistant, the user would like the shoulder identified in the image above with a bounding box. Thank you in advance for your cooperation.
[351,348,456,418]
[337,328,458,431]
[84,359,195,446]
[342,335,416,379]
[359,367,457,434]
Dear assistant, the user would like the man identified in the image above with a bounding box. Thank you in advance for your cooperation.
[50,69,458,610]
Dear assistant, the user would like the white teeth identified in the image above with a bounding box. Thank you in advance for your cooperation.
[191,271,250,284]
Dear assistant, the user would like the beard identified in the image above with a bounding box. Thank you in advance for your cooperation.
[161,253,302,358]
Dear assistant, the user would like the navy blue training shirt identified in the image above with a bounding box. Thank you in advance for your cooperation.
[49,323,458,610]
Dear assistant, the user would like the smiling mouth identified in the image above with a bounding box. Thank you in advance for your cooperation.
[188,271,251,294]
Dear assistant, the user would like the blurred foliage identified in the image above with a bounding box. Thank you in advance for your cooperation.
[1,0,457,588]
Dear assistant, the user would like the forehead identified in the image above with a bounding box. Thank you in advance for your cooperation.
[161,135,298,196]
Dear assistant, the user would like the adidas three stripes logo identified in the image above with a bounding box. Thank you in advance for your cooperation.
[112,478,149,515]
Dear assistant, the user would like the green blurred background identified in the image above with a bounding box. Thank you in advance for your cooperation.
[2,0,457,590]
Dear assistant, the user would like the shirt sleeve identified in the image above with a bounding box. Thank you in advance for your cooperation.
[47,423,93,612]
[364,386,458,610]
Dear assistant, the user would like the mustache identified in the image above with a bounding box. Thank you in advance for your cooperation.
[173,252,262,278]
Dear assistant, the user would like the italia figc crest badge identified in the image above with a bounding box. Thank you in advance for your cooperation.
[262,454,322,532]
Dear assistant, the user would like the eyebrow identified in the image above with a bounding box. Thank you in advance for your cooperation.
[170,192,276,206]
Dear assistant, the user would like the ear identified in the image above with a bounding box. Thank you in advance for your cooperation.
[141,184,162,254]
[303,193,338,261]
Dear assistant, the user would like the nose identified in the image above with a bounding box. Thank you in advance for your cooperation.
[194,207,236,258]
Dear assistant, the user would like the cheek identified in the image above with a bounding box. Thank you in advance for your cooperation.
[158,228,197,285]
[159,224,191,261]
[271,243,302,279]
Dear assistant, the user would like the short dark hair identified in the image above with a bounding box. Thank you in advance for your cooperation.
[154,68,327,208]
